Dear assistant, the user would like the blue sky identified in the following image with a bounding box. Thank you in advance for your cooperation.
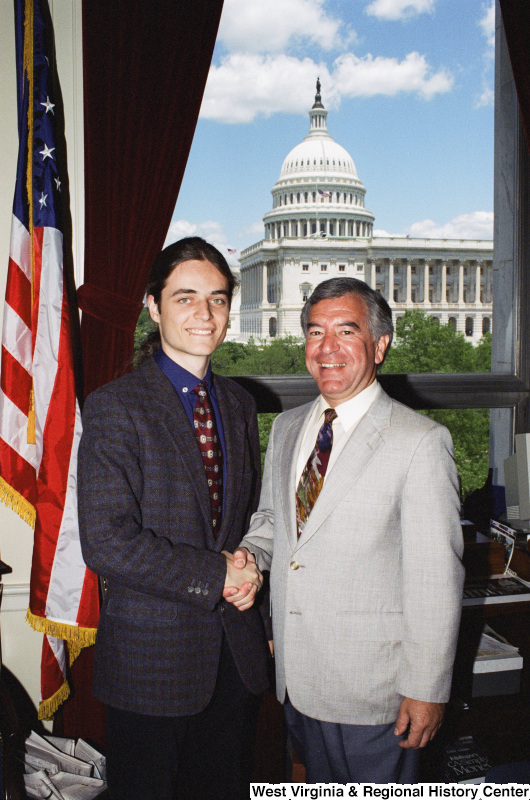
[167,0,495,262]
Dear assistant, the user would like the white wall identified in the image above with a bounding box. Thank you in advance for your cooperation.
[0,0,84,720]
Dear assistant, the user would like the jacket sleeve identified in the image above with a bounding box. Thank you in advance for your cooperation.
[396,423,465,703]
[240,415,277,573]
[77,388,227,611]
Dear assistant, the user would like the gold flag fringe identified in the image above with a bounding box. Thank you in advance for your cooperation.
[26,608,97,649]
[38,679,70,721]
[26,610,98,720]
[0,477,36,527]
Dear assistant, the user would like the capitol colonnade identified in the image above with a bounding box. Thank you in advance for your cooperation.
[239,243,493,344]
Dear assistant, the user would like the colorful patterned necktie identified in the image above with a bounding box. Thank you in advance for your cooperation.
[296,408,338,536]
[193,383,223,534]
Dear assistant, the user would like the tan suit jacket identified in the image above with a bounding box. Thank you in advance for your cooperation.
[242,383,464,725]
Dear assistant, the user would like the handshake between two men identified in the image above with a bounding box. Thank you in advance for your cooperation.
[222,548,260,612]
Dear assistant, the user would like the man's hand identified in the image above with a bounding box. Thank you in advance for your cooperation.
[222,548,262,611]
[394,698,445,749]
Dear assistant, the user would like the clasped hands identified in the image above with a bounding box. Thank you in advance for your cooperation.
[222,547,260,611]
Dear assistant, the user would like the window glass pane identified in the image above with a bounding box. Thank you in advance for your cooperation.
[166,2,502,377]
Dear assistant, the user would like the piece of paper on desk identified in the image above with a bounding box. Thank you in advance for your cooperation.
[51,772,106,800]
[44,735,76,757]
[24,770,106,800]
[25,731,94,777]
[24,770,64,799]
[74,739,106,780]
[476,624,519,658]
[24,731,107,799]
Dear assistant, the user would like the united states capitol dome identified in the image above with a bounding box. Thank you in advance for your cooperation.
[263,80,374,241]
[280,137,358,179]
[279,82,358,180]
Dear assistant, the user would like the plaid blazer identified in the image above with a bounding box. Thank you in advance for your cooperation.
[78,357,269,716]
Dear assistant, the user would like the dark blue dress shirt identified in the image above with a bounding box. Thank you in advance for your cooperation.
[154,347,227,513]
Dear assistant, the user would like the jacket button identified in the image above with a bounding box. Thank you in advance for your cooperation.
[290,561,300,570]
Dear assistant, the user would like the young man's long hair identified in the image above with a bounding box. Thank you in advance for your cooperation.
[137,237,237,366]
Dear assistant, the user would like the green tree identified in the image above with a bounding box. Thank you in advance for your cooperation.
[473,331,492,372]
[257,413,277,471]
[382,310,490,499]
[209,339,258,374]
[134,307,156,351]
[382,310,476,374]
[212,335,306,376]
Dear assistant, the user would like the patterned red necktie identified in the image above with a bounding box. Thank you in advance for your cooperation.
[296,408,338,536]
[193,383,223,534]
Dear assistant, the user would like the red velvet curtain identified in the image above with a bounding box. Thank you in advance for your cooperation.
[499,0,530,151]
[79,0,224,398]
[59,0,223,744]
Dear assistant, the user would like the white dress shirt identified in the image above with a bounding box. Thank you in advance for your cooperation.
[295,380,381,487]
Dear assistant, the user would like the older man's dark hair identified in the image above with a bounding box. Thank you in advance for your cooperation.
[300,277,394,350]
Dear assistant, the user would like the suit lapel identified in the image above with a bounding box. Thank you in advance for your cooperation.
[296,387,393,548]
[141,359,213,533]
[278,401,318,548]
[213,375,246,551]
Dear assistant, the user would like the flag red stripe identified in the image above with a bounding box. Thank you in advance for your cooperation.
[76,569,100,627]
[31,285,78,618]
[41,635,66,702]
[0,438,38,506]
[1,346,31,415]
[5,257,32,329]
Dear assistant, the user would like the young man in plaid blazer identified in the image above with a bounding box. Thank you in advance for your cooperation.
[78,238,270,800]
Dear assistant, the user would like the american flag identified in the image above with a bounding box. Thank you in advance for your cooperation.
[318,189,332,198]
[0,0,99,719]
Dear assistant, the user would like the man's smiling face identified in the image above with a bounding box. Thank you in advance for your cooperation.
[147,258,230,378]
[304,293,390,407]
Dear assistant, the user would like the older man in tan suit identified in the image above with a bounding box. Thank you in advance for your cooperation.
[227,277,464,783]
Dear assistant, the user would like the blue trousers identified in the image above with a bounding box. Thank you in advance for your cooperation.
[285,699,420,784]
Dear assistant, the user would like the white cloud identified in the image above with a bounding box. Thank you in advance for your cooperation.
[164,219,233,254]
[334,51,452,101]
[244,220,266,237]
[201,50,451,123]
[474,2,495,108]
[201,54,333,123]
[404,211,493,240]
[373,228,408,237]
[475,85,494,108]
[365,0,434,21]
[217,0,346,53]
[479,1,495,53]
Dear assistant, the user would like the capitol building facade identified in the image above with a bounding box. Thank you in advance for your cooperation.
[234,84,493,345]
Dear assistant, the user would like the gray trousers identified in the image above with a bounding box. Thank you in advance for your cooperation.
[285,699,420,784]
